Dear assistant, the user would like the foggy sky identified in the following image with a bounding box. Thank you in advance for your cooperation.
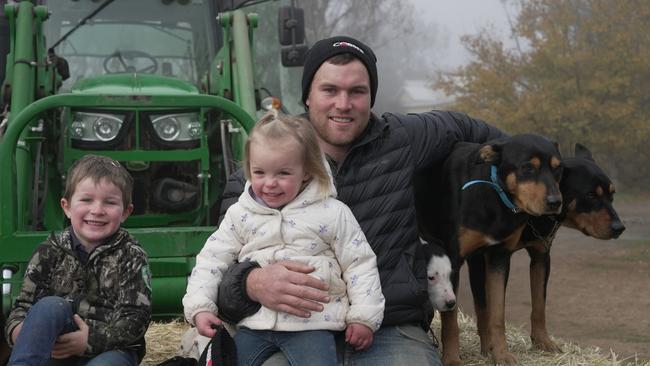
[412,0,513,70]
[368,0,515,113]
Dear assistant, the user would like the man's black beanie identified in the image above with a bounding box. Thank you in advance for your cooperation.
[301,36,378,107]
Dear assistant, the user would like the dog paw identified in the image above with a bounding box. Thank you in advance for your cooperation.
[491,350,517,365]
[477,335,491,356]
[479,341,489,356]
[476,328,490,355]
[532,336,562,353]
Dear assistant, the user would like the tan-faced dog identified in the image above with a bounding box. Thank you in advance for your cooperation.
[466,143,625,358]
[417,133,563,366]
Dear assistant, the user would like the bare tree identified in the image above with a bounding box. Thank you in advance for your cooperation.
[298,0,440,113]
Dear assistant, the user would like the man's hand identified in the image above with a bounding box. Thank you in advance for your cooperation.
[10,322,23,345]
[345,323,374,351]
[51,315,88,359]
[194,311,222,338]
[246,261,330,318]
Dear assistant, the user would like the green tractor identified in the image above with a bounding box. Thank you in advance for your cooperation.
[0,0,307,338]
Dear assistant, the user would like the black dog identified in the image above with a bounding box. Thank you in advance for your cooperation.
[417,133,563,366]
[466,143,625,357]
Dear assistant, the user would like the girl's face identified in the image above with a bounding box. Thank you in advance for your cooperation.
[249,137,310,208]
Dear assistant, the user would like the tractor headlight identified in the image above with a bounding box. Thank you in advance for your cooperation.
[70,112,124,142]
[151,113,202,142]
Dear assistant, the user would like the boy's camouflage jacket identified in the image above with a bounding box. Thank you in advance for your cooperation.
[4,227,152,360]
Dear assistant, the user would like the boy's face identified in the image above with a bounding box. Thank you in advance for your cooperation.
[61,177,133,249]
[249,138,309,209]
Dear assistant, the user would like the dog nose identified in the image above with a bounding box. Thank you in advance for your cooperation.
[611,221,626,238]
[546,195,562,211]
[445,299,457,310]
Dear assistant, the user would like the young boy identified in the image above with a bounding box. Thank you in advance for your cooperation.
[4,155,152,366]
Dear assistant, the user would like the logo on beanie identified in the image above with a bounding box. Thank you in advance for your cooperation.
[332,41,365,54]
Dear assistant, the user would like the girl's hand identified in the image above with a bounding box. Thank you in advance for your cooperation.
[194,311,222,338]
[345,323,374,351]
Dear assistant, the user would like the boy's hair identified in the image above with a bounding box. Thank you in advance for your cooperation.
[244,110,331,198]
[63,155,134,207]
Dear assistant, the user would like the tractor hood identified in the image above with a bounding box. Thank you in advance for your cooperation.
[71,73,200,95]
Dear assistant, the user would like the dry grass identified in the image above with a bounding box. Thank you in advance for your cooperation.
[142,312,650,366]
[143,318,190,366]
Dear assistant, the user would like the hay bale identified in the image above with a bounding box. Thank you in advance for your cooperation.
[429,311,650,366]
[143,318,191,366]
[143,312,650,365]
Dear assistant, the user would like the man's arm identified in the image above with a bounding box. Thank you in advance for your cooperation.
[215,260,261,324]
[388,110,507,169]
[217,260,330,322]
[439,110,505,142]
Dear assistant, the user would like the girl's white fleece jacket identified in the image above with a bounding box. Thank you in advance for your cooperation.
[183,179,385,332]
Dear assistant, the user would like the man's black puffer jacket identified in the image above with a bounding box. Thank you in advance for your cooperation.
[216,110,504,329]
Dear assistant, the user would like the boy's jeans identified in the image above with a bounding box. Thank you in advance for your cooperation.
[234,327,337,366]
[7,296,138,366]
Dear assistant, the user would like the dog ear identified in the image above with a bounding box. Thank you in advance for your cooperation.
[477,143,502,164]
[574,143,594,161]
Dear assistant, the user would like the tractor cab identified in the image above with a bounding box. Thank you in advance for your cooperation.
[44,0,220,92]
[1,0,306,320]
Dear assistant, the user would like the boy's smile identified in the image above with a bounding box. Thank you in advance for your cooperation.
[61,177,133,250]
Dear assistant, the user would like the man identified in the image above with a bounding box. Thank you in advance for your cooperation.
[214,36,504,365]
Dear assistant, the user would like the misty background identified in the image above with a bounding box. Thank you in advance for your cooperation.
[373,0,515,113]
[294,0,649,193]
[294,0,517,114]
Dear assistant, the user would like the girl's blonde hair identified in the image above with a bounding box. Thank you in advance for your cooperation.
[244,110,331,198]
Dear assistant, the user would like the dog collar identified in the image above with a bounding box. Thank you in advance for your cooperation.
[461,165,523,214]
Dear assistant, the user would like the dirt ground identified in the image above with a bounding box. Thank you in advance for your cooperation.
[456,197,650,362]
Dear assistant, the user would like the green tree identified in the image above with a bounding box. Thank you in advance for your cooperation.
[437,0,650,188]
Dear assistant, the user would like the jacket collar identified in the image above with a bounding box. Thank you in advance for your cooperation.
[240,178,332,214]
[50,227,126,256]
[350,113,386,150]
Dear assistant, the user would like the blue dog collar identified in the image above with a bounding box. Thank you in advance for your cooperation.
[462,165,522,214]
